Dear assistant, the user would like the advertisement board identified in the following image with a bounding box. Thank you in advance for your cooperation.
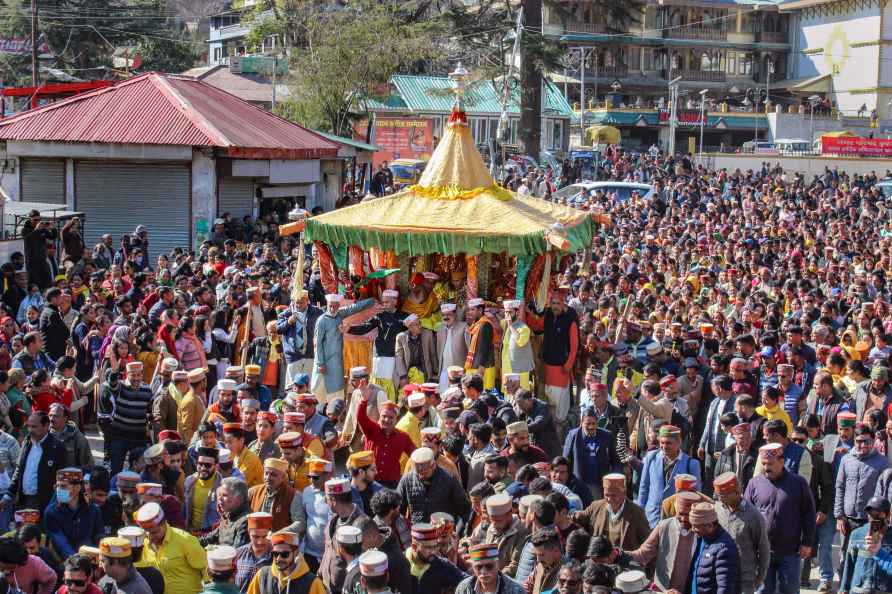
[371,116,434,169]
[821,135,892,157]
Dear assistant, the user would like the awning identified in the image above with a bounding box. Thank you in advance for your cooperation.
[586,125,622,144]
[790,73,832,93]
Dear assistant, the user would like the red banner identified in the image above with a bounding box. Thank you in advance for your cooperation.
[371,116,434,170]
[821,136,892,157]
[658,109,704,126]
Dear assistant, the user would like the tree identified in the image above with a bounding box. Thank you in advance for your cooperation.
[269,0,440,135]
[135,31,199,73]
[0,0,34,85]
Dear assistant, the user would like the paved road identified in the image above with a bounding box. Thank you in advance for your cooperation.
[82,429,836,593]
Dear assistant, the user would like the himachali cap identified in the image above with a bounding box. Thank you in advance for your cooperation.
[295,393,317,404]
[420,382,439,394]
[713,472,739,495]
[99,537,132,559]
[187,368,206,383]
[58,467,84,483]
[777,364,794,373]
[78,546,100,561]
[161,357,179,371]
[421,427,442,441]
[486,492,513,516]
[14,509,39,525]
[350,366,369,378]
[218,448,233,464]
[519,494,543,512]
[440,303,457,313]
[659,375,676,388]
[410,447,435,465]
[407,392,426,407]
[116,470,141,486]
[125,361,143,372]
[602,473,626,490]
[226,366,244,378]
[217,379,238,392]
[759,443,784,458]
[675,491,701,512]
[283,412,306,425]
[646,342,663,356]
[468,298,484,308]
[158,430,181,442]
[382,290,399,300]
[136,502,165,528]
[731,422,750,435]
[325,293,343,304]
[674,474,697,491]
[258,411,277,424]
[359,550,389,576]
[430,512,455,531]
[207,546,237,571]
[658,425,682,439]
[172,370,189,382]
[337,525,363,544]
[689,502,718,525]
[143,443,165,465]
[247,512,273,531]
[308,458,333,476]
[468,543,500,562]
[615,570,650,594]
[264,458,289,473]
[838,411,858,428]
[507,421,529,436]
[411,523,440,542]
[325,478,350,495]
[245,365,262,376]
[347,450,375,469]
[422,272,439,281]
[277,432,304,448]
[270,531,299,547]
[222,422,243,434]
[241,399,260,411]
[447,365,464,378]
[118,526,145,548]
[404,314,420,325]
[503,299,523,309]
[136,483,163,497]
[504,373,520,383]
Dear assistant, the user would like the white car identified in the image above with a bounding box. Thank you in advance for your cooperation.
[554,181,654,204]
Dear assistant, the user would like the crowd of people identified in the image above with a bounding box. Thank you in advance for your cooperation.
[1,151,892,594]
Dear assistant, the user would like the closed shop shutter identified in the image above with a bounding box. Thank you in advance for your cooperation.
[217,177,254,222]
[75,161,190,258]
[20,158,65,204]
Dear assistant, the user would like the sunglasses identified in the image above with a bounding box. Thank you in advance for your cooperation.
[64,580,86,587]
[196,461,215,468]
[791,437,807,444]
[271,550,292,558]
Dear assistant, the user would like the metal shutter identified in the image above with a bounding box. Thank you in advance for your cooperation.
[20,158,65,204]
[75,161,190,258]
[217,177,254,221]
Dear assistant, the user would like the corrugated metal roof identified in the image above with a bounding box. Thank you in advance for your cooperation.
[314,131,379,152]
[367,75,573,117]
[0,72,339,159]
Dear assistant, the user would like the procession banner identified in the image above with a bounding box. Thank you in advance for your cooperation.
[371,116,434,169]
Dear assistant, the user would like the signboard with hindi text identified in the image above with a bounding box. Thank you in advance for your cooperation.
[371,116,434,170]
[821,135,892,157]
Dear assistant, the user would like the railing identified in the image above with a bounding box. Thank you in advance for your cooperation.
[596,65,629,78]
[566,22,609,34]
[663,69,727,82]
[665,26,726,41]
[757,31,787,43]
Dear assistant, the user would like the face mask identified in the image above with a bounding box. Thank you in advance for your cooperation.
[55,487,71,504]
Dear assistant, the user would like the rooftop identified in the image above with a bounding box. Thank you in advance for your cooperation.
[0,72,338,160]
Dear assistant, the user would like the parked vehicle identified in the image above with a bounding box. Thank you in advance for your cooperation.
[388,159,427,189]
[553,181,654,204]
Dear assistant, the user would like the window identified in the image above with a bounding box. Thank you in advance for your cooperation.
[552,120,563,149]
[509,119,519,145]
[213,47,223,63]
[727,53,736,74]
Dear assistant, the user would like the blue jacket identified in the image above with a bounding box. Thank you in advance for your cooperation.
[692,526,741,594]
[562,427,621,487]
[276,305,322,362]
[840,523,892,593]
[183,472,222,531]
[44,496,104,558]
[637,449,702,527]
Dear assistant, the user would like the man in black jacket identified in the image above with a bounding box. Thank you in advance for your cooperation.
[21,211,56,290]
[397,447,470,525]
[39,288,70,361]
[3,411,66,512]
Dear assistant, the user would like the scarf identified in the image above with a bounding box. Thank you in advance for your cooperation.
[169,383,185,406]
[466,316,495,368]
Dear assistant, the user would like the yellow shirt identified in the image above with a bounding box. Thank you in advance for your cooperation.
[246,556,325,594]
[188,476,214,532]
[141,525,207,594]
[288,460,311,492]
[235,448,264,488]
[755,403,794,435]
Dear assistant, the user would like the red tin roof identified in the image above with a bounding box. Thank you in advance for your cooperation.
[0,72,339,160]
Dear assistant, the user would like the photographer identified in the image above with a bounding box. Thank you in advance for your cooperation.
[840,496,892,594]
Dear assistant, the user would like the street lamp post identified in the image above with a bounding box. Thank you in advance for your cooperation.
[698,89,708,157]
[809,94,821,147]
[667,76,682,156]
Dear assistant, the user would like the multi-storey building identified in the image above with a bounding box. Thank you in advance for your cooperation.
[544,0,788,149]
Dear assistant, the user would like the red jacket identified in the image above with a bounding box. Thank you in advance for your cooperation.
[356,400,416,484]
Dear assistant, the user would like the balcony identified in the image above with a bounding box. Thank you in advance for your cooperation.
[663,69,727,82]
[566,22,610,34]
[757,31,787,43]
[665,26,727,41]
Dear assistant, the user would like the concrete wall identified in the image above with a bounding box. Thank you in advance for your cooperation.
[767,111,892,143]
[191,149,217,250]
[696,152,892,176]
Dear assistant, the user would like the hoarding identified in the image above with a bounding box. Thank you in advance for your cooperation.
[821,135,892,157]
[371,116,434,169]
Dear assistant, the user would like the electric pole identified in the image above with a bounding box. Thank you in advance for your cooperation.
[31,0,39,86]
